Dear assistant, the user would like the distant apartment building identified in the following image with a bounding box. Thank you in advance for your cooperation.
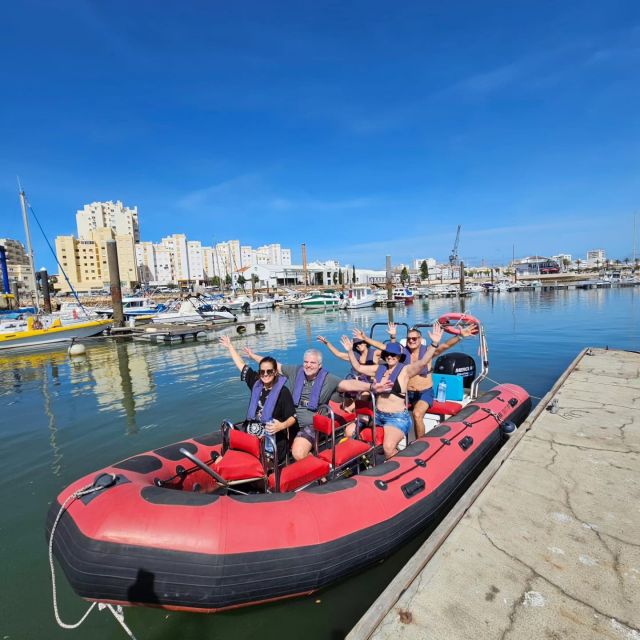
[76,201,140,242]
[412,258,437,271]
[237,242,292,268]
[160,234,190,282]
[55,228,137,292]
[136,242,173,285]
[0,238,36,295]
[552,254,572,269]
[586,249,606,265]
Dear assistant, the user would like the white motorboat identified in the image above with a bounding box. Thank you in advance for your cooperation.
[95,297,167,318]
[152,298,236,324]
[249,294,276,310]
[393,287,415,303]
[344,286,377,309]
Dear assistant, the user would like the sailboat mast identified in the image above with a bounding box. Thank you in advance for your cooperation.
[19,186,40,309]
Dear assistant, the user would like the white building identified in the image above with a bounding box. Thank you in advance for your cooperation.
[586,249,606,265]
[187,241,204,282]
[76,201,140,242]
[412,257,437,271]
[161,234,190,282]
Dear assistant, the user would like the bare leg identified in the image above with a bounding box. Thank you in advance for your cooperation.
[382,425,405,459]
[412,400,429,438]
[291,436,313,461]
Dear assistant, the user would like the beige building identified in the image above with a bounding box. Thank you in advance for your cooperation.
[0,237,36,296]
[55,228,137,293]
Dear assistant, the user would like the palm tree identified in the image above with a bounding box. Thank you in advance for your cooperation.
[576,259,582,273]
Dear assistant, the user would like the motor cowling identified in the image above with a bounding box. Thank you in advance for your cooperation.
[433,352,476,388]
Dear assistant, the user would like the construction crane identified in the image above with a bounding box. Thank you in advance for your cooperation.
[449,225,461,266]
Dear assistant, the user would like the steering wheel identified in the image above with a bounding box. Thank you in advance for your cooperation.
[178,448,228,486]
[437,312,480,336]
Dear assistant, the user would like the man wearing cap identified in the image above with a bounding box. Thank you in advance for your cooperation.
[243,346,392,461]
[390,323,476,437]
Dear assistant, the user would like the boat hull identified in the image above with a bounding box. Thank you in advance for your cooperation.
[0,319,111,351]
[47,384,530,612]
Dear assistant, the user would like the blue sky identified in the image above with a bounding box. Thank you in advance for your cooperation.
[1,1,639,271]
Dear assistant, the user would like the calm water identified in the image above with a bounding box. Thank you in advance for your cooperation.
[1,288,638,639]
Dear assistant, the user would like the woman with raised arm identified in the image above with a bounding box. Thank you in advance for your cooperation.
[340,322,444,459]
[316,335,380,378]
[219,335,297,463]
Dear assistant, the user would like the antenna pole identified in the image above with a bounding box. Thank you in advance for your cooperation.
[18,184,40,309]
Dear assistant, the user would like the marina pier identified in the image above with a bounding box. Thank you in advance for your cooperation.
[349,347,640,639]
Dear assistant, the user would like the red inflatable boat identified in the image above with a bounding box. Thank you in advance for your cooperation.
[47,314,531,613]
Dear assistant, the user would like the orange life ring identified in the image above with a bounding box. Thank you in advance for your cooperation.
[437,312,480,335]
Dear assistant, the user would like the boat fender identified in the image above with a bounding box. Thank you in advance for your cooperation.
[501,420,517,437]
[68,343,86,357]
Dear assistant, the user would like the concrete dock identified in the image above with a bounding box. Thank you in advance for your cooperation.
[349,348,640,640]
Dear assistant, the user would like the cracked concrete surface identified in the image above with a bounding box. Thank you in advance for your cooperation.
[367,349,640,640]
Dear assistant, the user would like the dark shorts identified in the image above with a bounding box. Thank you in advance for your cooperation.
[408,387,434,408]
[295,424,316,445]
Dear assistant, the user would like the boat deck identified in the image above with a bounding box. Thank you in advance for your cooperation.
[349,347,640,639]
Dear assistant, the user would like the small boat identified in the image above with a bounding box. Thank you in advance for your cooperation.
[47,313,531,614]
[393,287,415,303]
[249,294,276,310]
[95,297,167,319]
[151,298,236,325]
[344,286,377,309]
[299,292,343,309]
[0,314,111,351]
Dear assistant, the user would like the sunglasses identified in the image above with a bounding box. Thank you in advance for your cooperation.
[259,369,275,376]
[381,352,399,359]
[407,336,421,342]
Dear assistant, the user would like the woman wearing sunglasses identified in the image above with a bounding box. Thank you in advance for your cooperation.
[219,335,297,463]
[340,322,443,459]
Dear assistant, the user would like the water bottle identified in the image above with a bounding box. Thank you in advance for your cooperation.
[436,379,447,403]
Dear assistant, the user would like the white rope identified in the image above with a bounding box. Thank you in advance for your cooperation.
[48,474,138,639]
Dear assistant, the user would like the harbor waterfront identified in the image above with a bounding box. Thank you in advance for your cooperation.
[1,288,638,639]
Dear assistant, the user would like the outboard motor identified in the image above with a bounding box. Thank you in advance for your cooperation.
[433,352,476,389]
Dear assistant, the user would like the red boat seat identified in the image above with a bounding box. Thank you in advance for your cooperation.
[318,439,370,467]
[214,429,265,484]
[213,450,265,483]
[359,427,384,446]
[268,456,330,492]
[426,400,463,417]
[228,429,261,457]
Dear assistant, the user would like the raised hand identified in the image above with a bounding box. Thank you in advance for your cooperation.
[243,346,257,358]
[372,380,393,394]
[317,335,329,345]
[428,321,443,345]
[340,335,353,351]
[352,328,366,340]
[386,321,397,337]
[460,324,478,338]
[219,335,232,349]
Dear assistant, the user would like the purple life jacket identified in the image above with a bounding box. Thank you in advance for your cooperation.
[292,366,329,411]
[409,344,431,377]
[246,374,287,422]
[351,345,377,380]
[375,362,405,384]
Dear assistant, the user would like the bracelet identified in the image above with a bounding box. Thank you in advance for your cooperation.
[430,341,438,348]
